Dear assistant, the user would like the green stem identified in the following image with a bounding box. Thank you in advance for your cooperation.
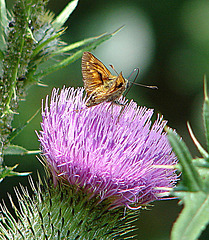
[4,33,25,115]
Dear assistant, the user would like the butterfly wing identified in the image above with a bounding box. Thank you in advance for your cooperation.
[82,52,113,96]
[86,73,128,107]
[99,72,127,101]
[82,52,128,107]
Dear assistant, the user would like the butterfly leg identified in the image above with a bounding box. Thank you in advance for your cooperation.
[113,100,125,107]
[112,100,126,123]
[105,100,126,123]
[105,101,119,118]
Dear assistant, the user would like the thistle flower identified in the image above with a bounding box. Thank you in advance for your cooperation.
[38,87,178,209]
[0,87,178,239]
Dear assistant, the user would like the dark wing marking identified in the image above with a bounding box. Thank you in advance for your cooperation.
[82,52,113,95]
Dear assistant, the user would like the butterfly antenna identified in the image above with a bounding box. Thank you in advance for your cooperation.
[125,68,158,97]
[125,68,140,97]
[110,64,119,75]
[129,82,158,89]
[127,68,140,81]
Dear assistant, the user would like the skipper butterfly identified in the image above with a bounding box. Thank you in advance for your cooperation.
[82,52,157,107]
[82,52,128,107]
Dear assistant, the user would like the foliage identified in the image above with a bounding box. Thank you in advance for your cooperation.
[168,78,209,240]
[0,0,209,239]
[0,0,118,181]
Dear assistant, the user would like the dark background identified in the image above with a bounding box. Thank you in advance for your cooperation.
[2,0,209,239]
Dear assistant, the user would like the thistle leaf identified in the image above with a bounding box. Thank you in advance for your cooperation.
[35,27,123,79]
[169,81,209,240]
[4,145,40,155]
[203,77,209,152]
[31,29,65,59]
[192,158,209,168]
[7,109,40,142]
[51,33,108,55]
[0,0,7,49]
[0,0,7,27]
[171,191,209,240]
[167,128,203,191]
[0,164,30,183]
[52,0,79,30]
[187,122,209,159]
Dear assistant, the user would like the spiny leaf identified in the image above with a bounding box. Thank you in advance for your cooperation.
[8,109,40,142]
[192,158,209,168]
[0,164,30,183]
[31,29,65,59]
[4,145,40,155]
[167,128,203,192]
[171,191,209,240]
[192,158,209,191]
[0,0,7,27]
[35,26,124,79]
[0,48,4,59]
[187,122,209,159]
[52,0,79,30]
[51,33,108,55]
[203,76,209,152]
[0,0,7,49]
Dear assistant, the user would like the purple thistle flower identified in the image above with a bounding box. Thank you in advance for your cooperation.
[38,87,178,209]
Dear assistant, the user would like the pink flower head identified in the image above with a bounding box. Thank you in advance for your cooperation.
[38,87,178,209]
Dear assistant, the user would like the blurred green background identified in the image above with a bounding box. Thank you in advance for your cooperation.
[2,0,209,239]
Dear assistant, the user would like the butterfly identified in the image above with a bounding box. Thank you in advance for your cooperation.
[82,51,128,107]
[82,52,157,108]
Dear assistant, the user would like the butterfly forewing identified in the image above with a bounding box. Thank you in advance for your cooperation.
[82,52,113,95]
[82,52,128,107]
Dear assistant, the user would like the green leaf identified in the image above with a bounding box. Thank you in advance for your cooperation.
[8,109,40,142]
[0,0,7,49]
[203,76,209,152]
[4,145,40,155]
[36,49,84,78]
[51,33,108,55]
[52,0,79,30]
[0,164,30,183]
[170,78,209,240]
[0,48,4,59]
[35,27,124,79]
[171,191,209,240]
[0,0,7,27]
[31,29,65,59]
[192,158,209,169]
[167,128,203,191]
[192,158,209,191]
[187,122,209,158]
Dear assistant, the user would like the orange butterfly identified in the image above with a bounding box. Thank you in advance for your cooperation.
[82,52,157,107]
[82,52,128,107]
